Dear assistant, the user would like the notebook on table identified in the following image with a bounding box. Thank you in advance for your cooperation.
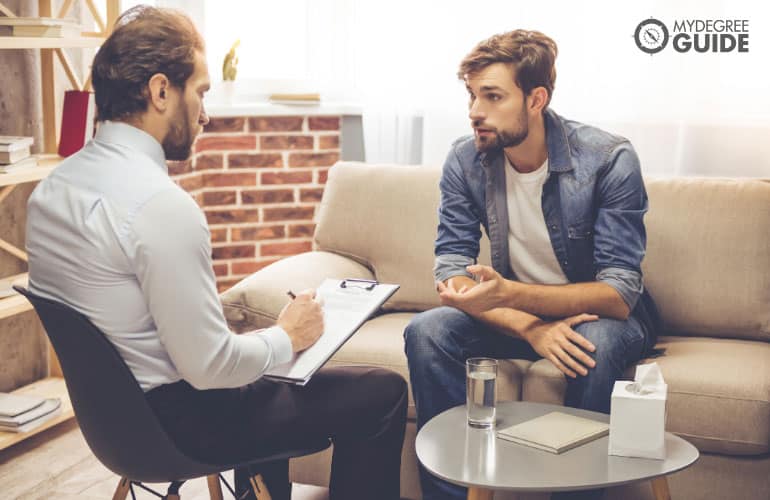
[497,411,609,454]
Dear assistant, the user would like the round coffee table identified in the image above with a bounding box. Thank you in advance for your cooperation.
[416,401,699,500]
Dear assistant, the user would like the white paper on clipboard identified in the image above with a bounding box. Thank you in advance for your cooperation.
[264,278,399,385]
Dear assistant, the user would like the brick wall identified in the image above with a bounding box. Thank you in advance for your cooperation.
[168,115,341,292]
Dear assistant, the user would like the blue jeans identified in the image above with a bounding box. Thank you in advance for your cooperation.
[404,306,653,500]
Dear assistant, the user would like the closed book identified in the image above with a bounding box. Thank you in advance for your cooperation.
[0,398,61,426]
[269,93,321,101]
[497,411,609,454]
[58,90,95,157]
[0,146,30,164]
[0,400,62,433]
[0,156,38,173]
[0,393,45,418]
[269,93,321,106]
[0,136,34,153]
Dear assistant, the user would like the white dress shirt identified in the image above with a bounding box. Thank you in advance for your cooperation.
[26,121,292,391]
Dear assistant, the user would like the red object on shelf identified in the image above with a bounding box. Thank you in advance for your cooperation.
[58,90,95,157]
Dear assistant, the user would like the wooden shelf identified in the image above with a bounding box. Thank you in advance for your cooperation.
[0,154,60,187]
[0,272,31,320]
[0,35,104,49]
[0,377,74,451]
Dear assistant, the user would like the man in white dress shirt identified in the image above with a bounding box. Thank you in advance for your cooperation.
[25,7,406,500]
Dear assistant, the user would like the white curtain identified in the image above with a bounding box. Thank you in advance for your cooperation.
[191,0,768,176]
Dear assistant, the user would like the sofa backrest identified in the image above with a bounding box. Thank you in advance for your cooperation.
[642,177,770,341]
[315,162,770,341]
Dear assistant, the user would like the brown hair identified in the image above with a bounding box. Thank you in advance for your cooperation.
[458,30,558,107]
[91,6,204,122]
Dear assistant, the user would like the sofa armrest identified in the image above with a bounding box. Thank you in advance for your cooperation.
[220,251,375,332]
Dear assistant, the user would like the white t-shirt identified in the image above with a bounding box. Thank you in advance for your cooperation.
[504,156,569,285]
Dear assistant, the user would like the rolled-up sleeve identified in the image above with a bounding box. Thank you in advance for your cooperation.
[131,188,293,390]
[593,143,649,310]
[434,146,482,283]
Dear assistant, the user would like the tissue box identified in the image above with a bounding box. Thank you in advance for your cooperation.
[608,379,667,459]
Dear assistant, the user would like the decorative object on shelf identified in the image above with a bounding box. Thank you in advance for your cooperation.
[58,90,95,157]
[0,17,81,38]
[219,39,240,105]
[222,39,240,81]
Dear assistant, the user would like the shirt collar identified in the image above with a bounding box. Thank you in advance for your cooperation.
[94,121,168,172]
[481,108,574,173]
[543,108,573,173]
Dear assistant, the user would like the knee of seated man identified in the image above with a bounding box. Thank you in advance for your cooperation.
[356,367,408,416]
[573,317,643,360]
[403,306,471,353]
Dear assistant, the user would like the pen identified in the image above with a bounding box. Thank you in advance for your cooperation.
[286,290,296,300]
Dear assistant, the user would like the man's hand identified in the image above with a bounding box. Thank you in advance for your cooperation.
[523,313,599,378]
[276,289,324,352]
[437,264,515,315]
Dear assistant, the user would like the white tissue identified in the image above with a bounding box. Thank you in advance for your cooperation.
[626,362,666,395]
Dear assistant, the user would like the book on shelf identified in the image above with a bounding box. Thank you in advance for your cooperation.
[0,17,81,38]
[0,392,46,417]
[0,397,62,433]
[0,146,30,165]
[0,278,16,298]
[0,155,38,174]
[496,411,609,454]
[0,136,34,153]
[269,92,321,106]
[59,90,95,157]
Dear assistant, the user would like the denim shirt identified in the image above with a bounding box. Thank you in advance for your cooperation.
[434,108,659,319]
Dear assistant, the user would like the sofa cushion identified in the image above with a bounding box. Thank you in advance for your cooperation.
[643,178,770,341]
[314,162,492,311]
[522,336,770,455]
[327,312,531,420]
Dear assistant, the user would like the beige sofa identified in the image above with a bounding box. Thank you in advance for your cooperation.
[221,162,770,500]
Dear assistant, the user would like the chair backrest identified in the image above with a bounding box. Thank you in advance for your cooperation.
[15,286,215,483]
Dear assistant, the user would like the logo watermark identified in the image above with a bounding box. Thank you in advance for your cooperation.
[634,17,749,55]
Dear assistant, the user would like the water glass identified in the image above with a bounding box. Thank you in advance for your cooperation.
[466,357,497,428]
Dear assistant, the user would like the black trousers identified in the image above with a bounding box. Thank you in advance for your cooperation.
[146,366,408,500]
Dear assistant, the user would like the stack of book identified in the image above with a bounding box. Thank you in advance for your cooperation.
[0,392,62,433]
[269,93,321,106]
[0,136,37,173]
[0,17,81,38]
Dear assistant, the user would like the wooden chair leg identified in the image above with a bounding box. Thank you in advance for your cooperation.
[207,474,224,500]
[249,473,273,500]
[651,476,671,500]
[467,486,495,500]
[111,478,131,500]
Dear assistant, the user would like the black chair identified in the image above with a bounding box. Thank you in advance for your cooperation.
[15,286,329,500]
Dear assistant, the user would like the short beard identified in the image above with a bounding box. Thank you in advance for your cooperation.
[473,98,529,153]
[162,100,194,161]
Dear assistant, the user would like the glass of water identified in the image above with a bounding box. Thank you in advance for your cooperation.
[466,357,497,428]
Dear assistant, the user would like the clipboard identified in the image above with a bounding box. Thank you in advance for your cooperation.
[264,278,400,385]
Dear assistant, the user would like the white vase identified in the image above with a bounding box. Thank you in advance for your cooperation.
[220,80,236,105]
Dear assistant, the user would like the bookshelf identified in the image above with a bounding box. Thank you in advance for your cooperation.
[0,35,103,49]
[0,0,118,451]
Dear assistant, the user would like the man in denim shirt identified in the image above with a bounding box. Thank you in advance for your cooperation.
[404,30,661,500]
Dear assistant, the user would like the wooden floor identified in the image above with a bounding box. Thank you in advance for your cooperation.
[0,419,329,499]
